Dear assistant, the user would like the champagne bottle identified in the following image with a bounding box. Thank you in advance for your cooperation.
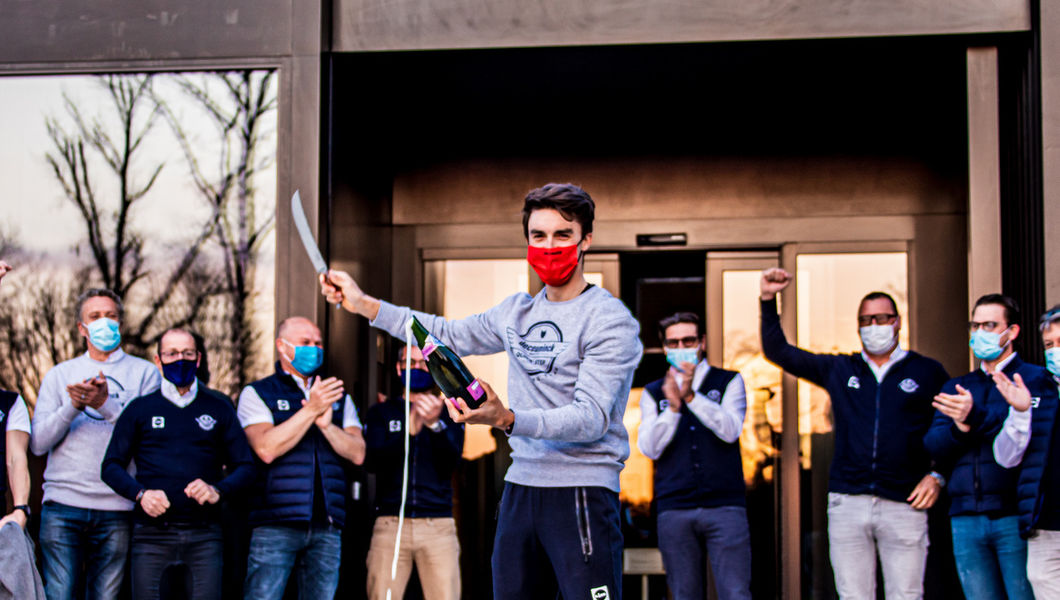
[408,316,487,409]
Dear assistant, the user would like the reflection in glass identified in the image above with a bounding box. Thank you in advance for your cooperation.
[438,259,529,460]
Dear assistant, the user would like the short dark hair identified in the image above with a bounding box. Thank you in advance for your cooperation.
[156,328,198,357]
[75,288,123,323]
[858,291,898,315]
[658,311,704,340]
[521,183,595,240]
[1040,304,1060,332]
[973,293,1021,327]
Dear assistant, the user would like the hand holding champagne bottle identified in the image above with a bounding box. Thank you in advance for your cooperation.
[409,317,487,409]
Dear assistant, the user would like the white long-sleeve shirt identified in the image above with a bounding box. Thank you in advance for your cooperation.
[994,406,1034,468]
[637,361,746,460]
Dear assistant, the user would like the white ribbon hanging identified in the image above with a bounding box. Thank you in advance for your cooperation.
[386,319,415,600]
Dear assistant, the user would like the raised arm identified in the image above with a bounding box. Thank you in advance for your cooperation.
[759,269,836,386]
[322,269,506,357]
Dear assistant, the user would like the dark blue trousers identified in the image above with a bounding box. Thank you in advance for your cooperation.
[131,522,223,600]
[492,483,623,600]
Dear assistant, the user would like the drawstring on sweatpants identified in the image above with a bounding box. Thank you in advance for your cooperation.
[575,487,593,563]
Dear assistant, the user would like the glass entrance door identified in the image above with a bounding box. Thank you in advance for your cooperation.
[706,251,783,600]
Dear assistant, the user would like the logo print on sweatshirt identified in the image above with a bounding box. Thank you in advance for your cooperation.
[276,399,290,411]
[507,321,571,375]
[899,378,919,393]
[151,416,165,429]
[847,376,861,390]
[84,375,128,421]
[389,419,402,432]
[196,414,216,431]
[590,586,611,600]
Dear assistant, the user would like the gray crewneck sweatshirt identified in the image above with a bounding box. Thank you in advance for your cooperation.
[31,349,161,510]
[371,285,643,492]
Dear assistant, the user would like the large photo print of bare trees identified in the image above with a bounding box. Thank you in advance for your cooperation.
[0,70,277,404]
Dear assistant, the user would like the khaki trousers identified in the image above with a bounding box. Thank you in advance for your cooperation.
[366,516,461,600]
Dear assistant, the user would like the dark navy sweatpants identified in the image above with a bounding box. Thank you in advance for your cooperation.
[491,483,623,600]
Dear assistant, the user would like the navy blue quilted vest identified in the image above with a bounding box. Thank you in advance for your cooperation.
[645,366,745,513]
[246,363,349,528]
[1015,375,1060,537]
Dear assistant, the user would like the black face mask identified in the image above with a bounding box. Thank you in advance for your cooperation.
[401,368,435,392]
[162,359,198,388]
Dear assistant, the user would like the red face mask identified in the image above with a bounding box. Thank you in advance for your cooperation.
[527,243,580,287]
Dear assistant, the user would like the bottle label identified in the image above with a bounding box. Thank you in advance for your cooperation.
[467,379,484,401]
[422,334,442,358]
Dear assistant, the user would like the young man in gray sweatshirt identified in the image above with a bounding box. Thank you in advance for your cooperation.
[31,288,161,600]
[322,183,643,600]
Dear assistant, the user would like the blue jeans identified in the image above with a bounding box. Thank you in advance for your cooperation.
[951,514,1034,600]
[131,523,223,600]
[243,524,342,600]
[39,501,131,600]
[657,506,752,600]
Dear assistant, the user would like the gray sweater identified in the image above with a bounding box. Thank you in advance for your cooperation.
[31,350,161,510]
[372,285,642,492]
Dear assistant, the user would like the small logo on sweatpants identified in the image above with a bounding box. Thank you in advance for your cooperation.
[590,585,610,600]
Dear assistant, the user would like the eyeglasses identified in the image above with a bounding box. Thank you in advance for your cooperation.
[857,313,897,327]
[662,336,700,349]
[160,350,198,361]
[968,321,1006,333]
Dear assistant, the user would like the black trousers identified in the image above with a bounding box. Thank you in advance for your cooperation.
[491,483,623,600]
[131,522,223,600]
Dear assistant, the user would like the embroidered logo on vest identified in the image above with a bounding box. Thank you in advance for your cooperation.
[899,378,919,393]
[658,399,670,411]
[389,419,402,432]
[196,414,216,431]
[0,409,6,423]
[277,400,290,411]
[590,585,611,600]
[706,389,722,402]
[847,376,861,389]
[151,416,165,429]
[1032,396,1041,409]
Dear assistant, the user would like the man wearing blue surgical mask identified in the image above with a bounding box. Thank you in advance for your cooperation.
[237,316,365,600]
[637,312,750,600]
[924,294,1045,600]
[363,344,464,600]
[31,288,161,600]
[992,304,1060,599]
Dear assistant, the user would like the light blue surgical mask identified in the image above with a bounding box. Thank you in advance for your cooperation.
[969,328,1010,361]
[283,340,323,376]
[83,318,121,353]
[1045,348,1060,377]
[665,348,699,371]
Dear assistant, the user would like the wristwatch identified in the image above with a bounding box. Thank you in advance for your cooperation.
[929,471,947,488]
[135,489,146,503]
[13,505,30,518]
